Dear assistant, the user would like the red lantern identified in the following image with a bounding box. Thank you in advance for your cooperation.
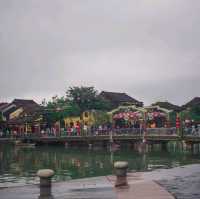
[176,117,180,129]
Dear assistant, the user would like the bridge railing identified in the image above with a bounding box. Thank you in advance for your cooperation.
[58,127,176,137]
[183,125,200,137]
[111,128,141,136]
[0,127,178,139]
[146,127,177,136]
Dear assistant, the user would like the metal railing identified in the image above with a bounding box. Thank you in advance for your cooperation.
[146,127,177,136]
[183,125,200,137]
[0,127,179,139]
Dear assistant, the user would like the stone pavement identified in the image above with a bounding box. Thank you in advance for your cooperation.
[107,173,174,199]
[0,174,174,199]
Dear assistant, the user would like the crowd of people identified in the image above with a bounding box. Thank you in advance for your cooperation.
[0,119,199,138]
[0,123,174,138]
[183,120,200,136]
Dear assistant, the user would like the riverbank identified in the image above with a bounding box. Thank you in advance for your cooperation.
[151,164,200,199]
[3,164,200,199]
[109,164,200,198]
[1,164,200,198]
[0,173,174,199]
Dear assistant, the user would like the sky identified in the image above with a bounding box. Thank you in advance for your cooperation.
[0,0,199,106]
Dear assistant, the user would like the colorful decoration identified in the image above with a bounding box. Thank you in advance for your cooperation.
[113,111,142,120]
[113,111,166,120]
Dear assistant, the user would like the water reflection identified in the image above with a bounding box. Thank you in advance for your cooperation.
[0,143,200,187]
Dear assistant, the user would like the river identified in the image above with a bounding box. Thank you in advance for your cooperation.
[0,142,200,188]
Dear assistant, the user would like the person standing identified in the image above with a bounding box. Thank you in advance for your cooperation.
[83,124,88,136]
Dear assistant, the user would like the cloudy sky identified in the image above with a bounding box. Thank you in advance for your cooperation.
[0,0,199,105]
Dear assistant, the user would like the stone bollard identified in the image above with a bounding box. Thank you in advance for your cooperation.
[114,161,128,187]
[37,169,54,199]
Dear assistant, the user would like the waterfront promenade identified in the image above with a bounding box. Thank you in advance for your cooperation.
[0,172,174,199]
[2,164,200,198]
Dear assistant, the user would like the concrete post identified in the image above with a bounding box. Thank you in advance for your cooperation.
[37,169,54,199]
[114,161,128,187]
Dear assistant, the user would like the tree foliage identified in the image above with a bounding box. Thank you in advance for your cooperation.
[180,105,200,122]
[43,86,111,126]
[66,86,110,112]
[93,111,111,126]
[43,95,81,127]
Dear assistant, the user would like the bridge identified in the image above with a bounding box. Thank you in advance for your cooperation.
[0,128,200,144]
[1,128,200,148]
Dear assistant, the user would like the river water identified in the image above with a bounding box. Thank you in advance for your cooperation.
[0,142,200,188]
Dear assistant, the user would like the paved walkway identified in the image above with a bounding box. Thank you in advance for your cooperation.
[0,173,174,199]
[108,173,174,199]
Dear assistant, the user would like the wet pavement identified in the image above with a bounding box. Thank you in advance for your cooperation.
[0,177,116,199]
[0,174,174,199]
[142,164,200,199]
[2,164,200,199]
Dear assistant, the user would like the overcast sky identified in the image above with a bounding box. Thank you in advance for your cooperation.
[0,0,199,105]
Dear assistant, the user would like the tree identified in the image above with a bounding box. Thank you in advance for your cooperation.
[180,104,200,122]
[44,96,81,127]
[66,86,110,112]
[93,111,111,126]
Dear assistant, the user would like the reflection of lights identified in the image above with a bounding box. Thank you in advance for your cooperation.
[75,159,81,167]
[71,158,75,165]
[84,162,89,168]
[99,162,103,169]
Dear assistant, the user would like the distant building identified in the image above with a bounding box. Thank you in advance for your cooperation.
[0,103,18,121]
[6,99,43,133]
[1,99,40,121]
[99,91,143,109]
[151,101,182,112]
[12,99,40,114]
[0,103,8,121]
[64,111,95,127]
[182,97,200,110]
[0,103,8,110]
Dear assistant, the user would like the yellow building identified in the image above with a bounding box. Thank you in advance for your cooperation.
[64,111,95,127]
[9,107,24,120]
[64,116,81,127]
[82,111,95,126]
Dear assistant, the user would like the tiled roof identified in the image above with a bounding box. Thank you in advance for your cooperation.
[12,99,39,107]
[3,106,19,120]
[99,91,143,106]
[0,103,9,111]
[12,99,40,114]
[182,97,200,109]
[152,101,182,112]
